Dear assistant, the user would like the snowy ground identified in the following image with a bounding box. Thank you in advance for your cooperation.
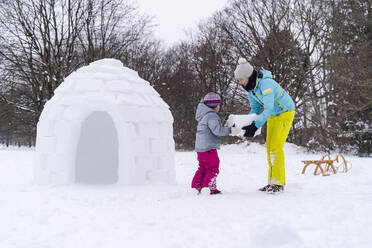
[1,143,371,248]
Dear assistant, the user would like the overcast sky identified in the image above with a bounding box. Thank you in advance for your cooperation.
[135,0,229,45]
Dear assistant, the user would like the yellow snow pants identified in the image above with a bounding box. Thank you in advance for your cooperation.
[266,110,295,186]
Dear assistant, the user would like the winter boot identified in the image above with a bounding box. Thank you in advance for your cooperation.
[210,189,222,195]
[267,184,284,193]
[258,184,271,192]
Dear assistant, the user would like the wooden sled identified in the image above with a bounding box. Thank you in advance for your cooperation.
[301,154,348,176]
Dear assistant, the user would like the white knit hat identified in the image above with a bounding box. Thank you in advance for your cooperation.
[234,58,254,79]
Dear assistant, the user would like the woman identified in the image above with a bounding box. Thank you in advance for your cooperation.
[234,58,295,193]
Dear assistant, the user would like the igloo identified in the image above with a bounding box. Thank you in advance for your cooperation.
[34,58,175,185]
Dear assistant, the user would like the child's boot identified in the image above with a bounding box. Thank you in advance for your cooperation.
[196,187,202,195]
[210,189,222,195]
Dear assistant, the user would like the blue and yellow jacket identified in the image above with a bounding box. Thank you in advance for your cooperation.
[248,70,295,128]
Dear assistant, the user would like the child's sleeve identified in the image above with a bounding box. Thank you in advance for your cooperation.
[207,116,231,137]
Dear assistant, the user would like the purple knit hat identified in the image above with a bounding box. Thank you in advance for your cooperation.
[203,92,221,108]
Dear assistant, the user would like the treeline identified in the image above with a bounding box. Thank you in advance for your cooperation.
[0,0,371,155]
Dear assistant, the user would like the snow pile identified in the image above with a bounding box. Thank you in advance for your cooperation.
[226,114,261,137]
[34,58,175,185]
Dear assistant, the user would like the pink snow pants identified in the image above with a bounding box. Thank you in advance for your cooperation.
[191,149,220,191]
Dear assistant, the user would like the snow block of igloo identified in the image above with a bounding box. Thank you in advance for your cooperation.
[34,58,175,185]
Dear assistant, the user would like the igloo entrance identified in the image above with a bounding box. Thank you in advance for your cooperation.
[75,111,119,184]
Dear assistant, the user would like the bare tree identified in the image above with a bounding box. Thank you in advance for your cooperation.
[0,0,86,117]
[0,0,155,146]
[78,0,153,63]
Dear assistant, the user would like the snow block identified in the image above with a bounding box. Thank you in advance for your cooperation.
[121,67,139,78]
[157,155,175,170]
[105,79,132,92]
[36,137,56,154]
[226,114,262,137]
[149,139,167,155]
[125,123,138,137]
[33,153,46,170]
[54,77,75,94]
[90,58,123,68]
[63,106,85,121]
[39,104,66,122]
[146,170,170,182]
[54,123,79,155]
[168,139,176,152]
[163,110,174,123]
[159,122,174,138]
[74,78,103,92]
[133,83,157,95]
[118,106,149,122]
[129,157,150,184]
[138,123,159,139]
[36,121,55,137]
[146,108,166,122]
[131,138,150,155]
[150,96,170,109]
[135,156,155,171]
[116,93,143,106]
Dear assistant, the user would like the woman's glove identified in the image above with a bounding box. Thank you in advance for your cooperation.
[242,122,258,137]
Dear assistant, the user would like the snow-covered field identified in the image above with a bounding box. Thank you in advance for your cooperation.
[1,143,371,248]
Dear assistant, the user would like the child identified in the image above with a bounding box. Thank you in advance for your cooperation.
[191,92,239,194]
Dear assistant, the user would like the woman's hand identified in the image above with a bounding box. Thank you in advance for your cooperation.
[242,122,258,137]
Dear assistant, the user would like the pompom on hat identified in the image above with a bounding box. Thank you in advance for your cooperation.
[234,58,254,79]
[203,92,221,108]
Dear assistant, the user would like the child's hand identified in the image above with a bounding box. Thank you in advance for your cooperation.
[230,125,241,136]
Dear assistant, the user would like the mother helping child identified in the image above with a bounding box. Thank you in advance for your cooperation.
[234,58,295,193]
